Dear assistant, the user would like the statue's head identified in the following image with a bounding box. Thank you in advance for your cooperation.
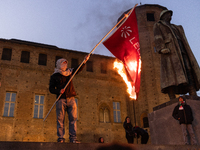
[160,9,173,21]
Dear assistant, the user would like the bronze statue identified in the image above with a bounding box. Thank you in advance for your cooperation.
[153,9,200,100]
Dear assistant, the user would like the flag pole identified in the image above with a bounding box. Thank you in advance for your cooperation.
[133,100,138,144]
[43,4,138,122]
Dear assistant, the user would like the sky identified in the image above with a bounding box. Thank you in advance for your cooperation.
[0,0,200,64]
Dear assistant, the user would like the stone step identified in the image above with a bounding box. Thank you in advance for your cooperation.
[0,142,199,150]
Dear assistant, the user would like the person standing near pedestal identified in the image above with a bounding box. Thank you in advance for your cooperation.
[172,96,197,145]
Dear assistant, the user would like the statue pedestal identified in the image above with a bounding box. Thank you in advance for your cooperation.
[148,98,200,145]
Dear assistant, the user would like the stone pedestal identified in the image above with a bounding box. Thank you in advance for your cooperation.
[148,98,200,145]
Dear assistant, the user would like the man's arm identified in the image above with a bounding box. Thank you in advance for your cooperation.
[49,75,60,95]
[188,105,194,122]
[72,54,90,75]
[172,106,179,120]
[153,23,170,54]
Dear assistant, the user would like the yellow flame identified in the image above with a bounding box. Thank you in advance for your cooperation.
[127,61,137,72]
[138,58,141,74]
[113,60,137,100]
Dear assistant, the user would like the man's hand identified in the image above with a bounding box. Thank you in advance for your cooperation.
[161,48,170,54]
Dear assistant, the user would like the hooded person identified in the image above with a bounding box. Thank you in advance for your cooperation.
[49,55,89,143]
[153,9,200,100]
[172,96,197,145]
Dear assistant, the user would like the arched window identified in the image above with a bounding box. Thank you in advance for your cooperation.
[140,112,149,128]
[143,117,149,128]
[99,106,110,123]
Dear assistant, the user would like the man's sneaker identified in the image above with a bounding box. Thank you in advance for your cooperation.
[57,138,65,143]
[58,140,64,143]
[71,140,80,143]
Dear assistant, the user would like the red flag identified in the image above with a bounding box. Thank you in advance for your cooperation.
[103,8,141,99]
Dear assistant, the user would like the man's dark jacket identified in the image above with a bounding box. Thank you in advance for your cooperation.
[172,104,194,124]
[49,64,85,99]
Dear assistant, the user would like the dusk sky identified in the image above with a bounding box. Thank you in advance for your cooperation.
[0,0,199,63]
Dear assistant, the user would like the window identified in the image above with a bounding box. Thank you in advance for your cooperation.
[33,95,44,119]
[146,13,155,21]
[71,58,79,68]
[1,48,12,60]
[143,117,149,128]
[101,63,107,74]
[38,53,47,66]
[3,92,16,117]
[113,102,121,123]
[20,51,30,63]
[86,61,93,72]
[99,106,110,123]
[55,56,62,67]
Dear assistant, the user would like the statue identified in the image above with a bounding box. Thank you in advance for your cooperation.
[153,9,200,100]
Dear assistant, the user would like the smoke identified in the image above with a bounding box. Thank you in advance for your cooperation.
[71,0,138,55]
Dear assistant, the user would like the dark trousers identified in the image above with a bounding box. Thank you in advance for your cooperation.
[141,132,149,144]
[126,134,134,143]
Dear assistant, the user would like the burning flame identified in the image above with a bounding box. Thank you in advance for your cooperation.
[113,60,137,100]
[127,61,137,72]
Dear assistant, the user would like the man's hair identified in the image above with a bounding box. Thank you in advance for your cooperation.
[178,96,186,102]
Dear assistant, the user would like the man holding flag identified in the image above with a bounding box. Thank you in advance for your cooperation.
[49,55,90,143]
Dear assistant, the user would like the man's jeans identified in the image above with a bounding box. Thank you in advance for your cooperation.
[56,97,77,142]
[181,124,197,145]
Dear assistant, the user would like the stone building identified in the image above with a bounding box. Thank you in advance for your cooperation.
[0,4,170,143]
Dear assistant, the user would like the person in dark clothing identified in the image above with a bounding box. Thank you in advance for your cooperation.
[133,126,149,144]
[49,55,89,143]
[172,96,197,145]
[123,116,135,143]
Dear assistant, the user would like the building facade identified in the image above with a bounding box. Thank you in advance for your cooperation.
[0,4,170,143]
[0,38,131,143]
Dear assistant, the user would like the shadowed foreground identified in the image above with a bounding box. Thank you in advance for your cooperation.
[0,142,200,150]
